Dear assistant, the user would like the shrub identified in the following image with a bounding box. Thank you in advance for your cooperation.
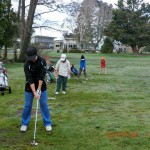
[101,38,113,53]
[92,50,96,53]
[69,48,84,53]
[143,45,150,52]
[63,49,67,53]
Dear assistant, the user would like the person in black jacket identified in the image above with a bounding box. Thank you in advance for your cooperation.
[20,46,52,132]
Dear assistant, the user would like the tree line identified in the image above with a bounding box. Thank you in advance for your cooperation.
[0,0,150,62]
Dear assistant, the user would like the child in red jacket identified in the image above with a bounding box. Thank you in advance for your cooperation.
[99,57,107,75]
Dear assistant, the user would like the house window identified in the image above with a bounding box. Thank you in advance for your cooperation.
[73,45,77,48]
[56,45,60,47]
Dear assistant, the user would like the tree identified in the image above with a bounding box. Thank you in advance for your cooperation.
[76,0,95,50]
[105,0,150,52]
[92,0,112,50]
[143,45,150,52]
[16,0,79,62]
[101,37,113,53]
[0,0,17,60]
[76,0,112,50]
[61,2,81,34]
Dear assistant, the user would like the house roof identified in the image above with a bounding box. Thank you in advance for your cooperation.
[54,40,63,42]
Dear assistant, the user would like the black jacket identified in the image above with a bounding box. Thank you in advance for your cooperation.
[24,56,47,92]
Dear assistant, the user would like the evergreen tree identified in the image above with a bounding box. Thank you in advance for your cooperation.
[0,0,18,59]
[101,37,113,53]
[105,0,150,52]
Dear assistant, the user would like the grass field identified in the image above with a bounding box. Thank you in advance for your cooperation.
[0,52,150,150]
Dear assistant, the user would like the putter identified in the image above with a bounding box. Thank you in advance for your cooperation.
[31,99,39,146]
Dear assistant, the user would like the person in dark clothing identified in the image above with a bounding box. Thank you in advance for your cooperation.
[20,46,52,132]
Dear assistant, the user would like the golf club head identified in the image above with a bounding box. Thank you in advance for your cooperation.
[31,140,38,146]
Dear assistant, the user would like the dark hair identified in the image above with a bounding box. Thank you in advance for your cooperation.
[81,55,85,59]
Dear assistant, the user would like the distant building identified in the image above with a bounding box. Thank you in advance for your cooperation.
[31,36,56,49]
[54,40,63,50]
[63,37,78,51]
[62,33,79,51]
[54,34,79,51]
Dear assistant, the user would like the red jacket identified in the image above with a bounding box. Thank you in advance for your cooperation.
[101,60,106,68]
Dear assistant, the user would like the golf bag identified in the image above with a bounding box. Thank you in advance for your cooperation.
[71,64,78,76]
[0,62,11,95]
[46,64,55,83]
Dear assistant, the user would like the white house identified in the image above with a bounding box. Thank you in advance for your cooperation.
[54,40,63,50]
[63,37,78,51]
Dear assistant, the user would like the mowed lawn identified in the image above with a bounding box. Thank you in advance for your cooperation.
[0,52,150,150]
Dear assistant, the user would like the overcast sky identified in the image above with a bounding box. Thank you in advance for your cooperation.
[33,0,117,39]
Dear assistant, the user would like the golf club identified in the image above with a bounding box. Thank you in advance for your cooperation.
[31,99,39,146]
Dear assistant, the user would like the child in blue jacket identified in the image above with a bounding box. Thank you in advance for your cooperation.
[77,55,88,80]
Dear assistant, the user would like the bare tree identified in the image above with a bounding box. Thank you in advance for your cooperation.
[17,0,38,62]
[92,0,112,49]
[61,1,81,46]
[17,0,72,62]
[76,0,112,50]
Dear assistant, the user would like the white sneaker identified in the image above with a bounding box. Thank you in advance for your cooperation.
[46,125,52,132]
[55,92,59,95]
[20,125,27,132]
[62,91,66,94]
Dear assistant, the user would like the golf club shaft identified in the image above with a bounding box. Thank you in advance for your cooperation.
[33,99,39,140]
[54,77,58,95]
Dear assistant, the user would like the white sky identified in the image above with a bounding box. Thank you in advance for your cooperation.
[33,0,82,39]
[11,0,150,40]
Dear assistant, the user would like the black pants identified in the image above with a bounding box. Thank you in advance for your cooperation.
[56,75,67,92]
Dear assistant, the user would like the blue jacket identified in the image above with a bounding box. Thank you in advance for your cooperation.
[80,59,86,70]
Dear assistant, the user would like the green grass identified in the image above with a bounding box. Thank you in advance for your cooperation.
[1,52,150,150]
